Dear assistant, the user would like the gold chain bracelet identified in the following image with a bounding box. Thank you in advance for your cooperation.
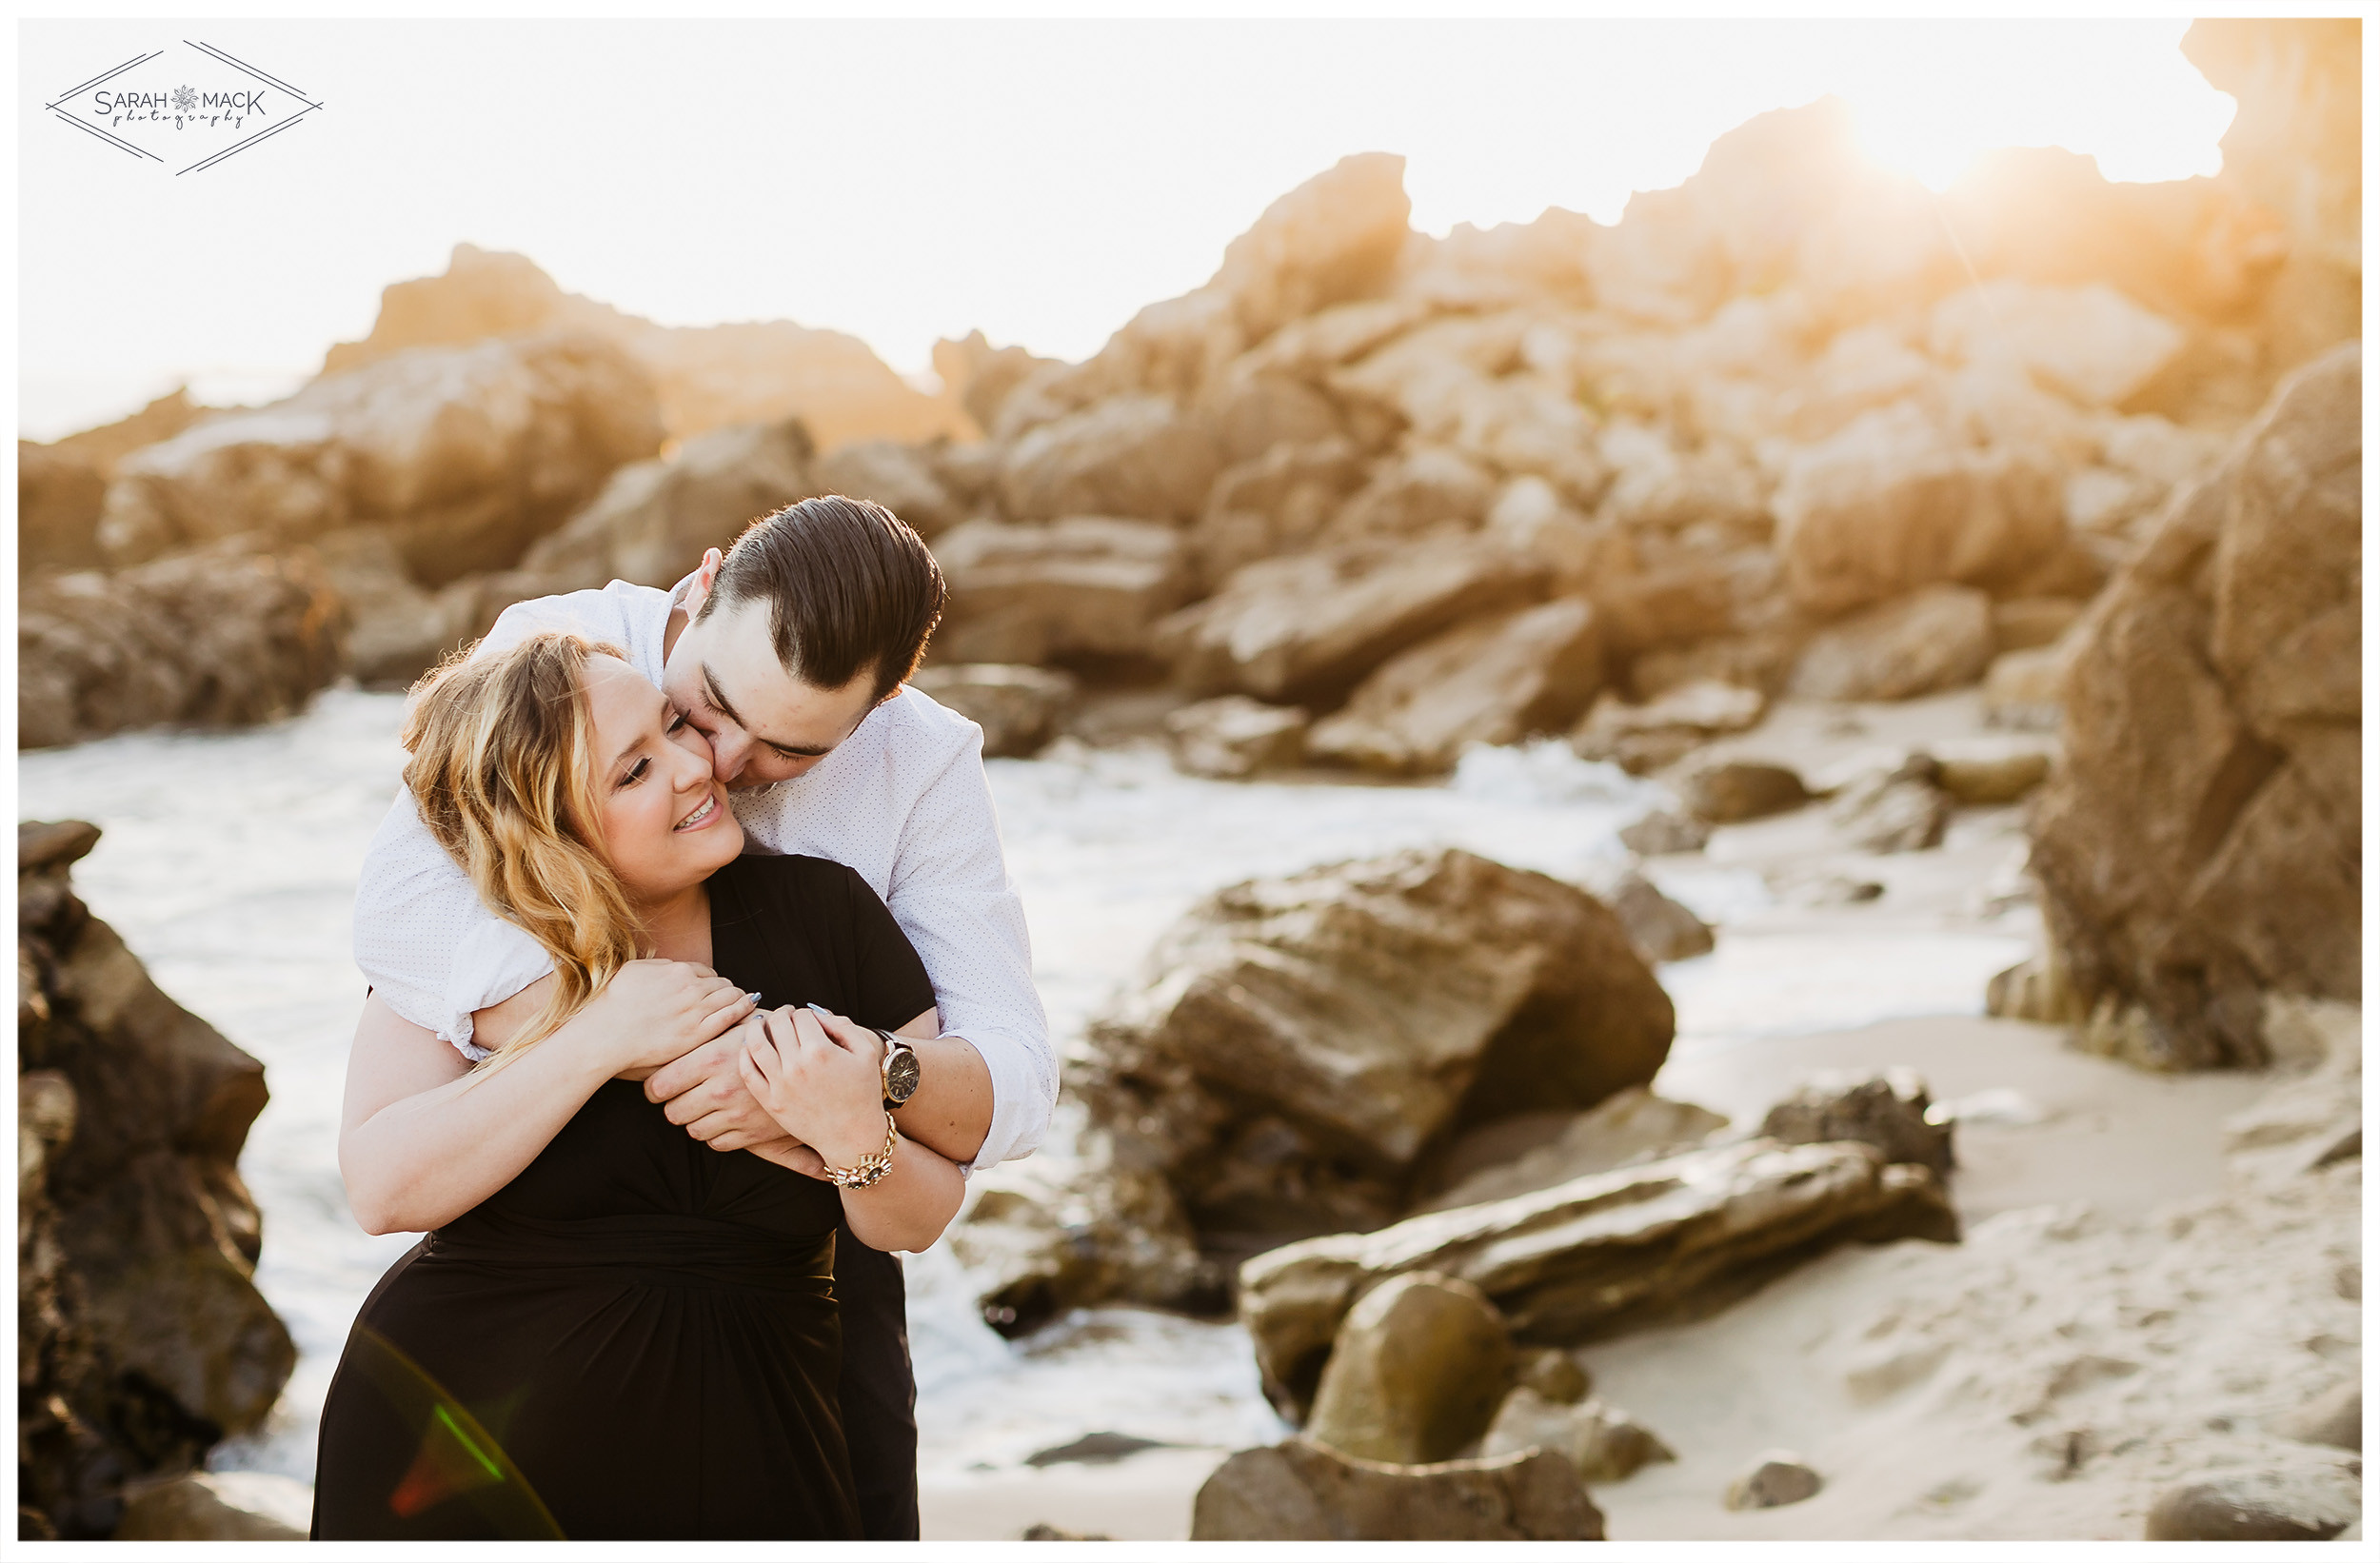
[823,1112,900,1190]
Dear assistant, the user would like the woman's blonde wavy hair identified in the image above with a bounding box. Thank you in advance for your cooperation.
[402,632,645,1070]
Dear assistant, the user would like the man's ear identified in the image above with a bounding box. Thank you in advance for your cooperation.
[684,548,725,617]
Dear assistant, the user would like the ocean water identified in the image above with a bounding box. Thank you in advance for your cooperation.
[17,688,2029,1491]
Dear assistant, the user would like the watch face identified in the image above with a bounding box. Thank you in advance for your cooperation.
[883,1043,922,1104]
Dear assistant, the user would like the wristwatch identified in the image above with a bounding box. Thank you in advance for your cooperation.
[876,1030,922,1112]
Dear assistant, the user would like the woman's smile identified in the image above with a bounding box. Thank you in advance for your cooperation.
[673,793,722,833]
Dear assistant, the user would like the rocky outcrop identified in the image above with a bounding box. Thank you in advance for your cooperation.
[19,544,345,750]
[517,418,816,603]
[1305,600,1602,775]
[907,664,1078,760]
[931,516,1193,668]
[321,242,970,449]
[18,822,294,1539]
[99,332,663,584]
[1788,584,1997,702]
[2028,344,2359,1069]
[998,395,1222,524]
[1239,1136,1956,1419]
[1190,1437,1601,1541]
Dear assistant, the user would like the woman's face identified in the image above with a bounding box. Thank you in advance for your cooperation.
[582,654,745,900]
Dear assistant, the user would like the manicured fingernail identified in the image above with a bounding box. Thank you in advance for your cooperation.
[805,1002,834,1019]
[747,992,764,1004]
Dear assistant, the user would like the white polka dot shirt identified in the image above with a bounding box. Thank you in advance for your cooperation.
[350,577,1056,1173]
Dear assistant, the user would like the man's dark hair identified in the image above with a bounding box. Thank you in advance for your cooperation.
[698,494,946,702]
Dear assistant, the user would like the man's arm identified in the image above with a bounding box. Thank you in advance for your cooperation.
[353,790,556,1054]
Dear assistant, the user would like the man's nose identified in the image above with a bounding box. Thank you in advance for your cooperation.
[705,726,750,784]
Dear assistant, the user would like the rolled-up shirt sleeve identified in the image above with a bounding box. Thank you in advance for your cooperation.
[874,727,1055,1174]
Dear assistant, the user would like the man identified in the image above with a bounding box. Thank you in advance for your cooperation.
[350,494,1054,1540]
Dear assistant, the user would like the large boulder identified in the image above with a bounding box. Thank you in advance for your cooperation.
[99,332,664,585]
[930,515,1193,667]
[2029,344,2359,1069]
[517,418,817,596]
[998,394,1223,524]
[18,823,295,1539]
[1159,538,1549,708]
[1239,1136,1956,1419]
[1190,437,1367,589]
[1787,584,1997,702]
[1305,1272,1513,1464]
[1080,849,1676,1251]
[19,544,345,750]
[1773,402,2066,618]
[1305,600,1604,776]
[1191,1437,1601,1541]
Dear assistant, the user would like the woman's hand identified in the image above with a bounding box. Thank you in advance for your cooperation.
[736,1007,887,1169]
[584,960,756,1074]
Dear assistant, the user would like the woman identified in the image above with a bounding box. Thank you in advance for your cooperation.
[312,632,963,1539]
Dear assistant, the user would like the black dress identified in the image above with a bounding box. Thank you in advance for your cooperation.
[312,854,936,1540]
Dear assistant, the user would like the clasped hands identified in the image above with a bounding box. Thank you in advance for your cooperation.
[642,997,888,1180]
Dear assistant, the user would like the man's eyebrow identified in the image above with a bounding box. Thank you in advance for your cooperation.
[702,663,833,758]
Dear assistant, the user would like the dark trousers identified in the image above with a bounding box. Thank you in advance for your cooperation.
[831,1217,920,1541]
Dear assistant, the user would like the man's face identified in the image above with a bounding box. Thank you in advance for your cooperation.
[659,596,883,788]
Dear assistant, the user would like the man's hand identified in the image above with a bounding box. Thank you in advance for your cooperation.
[645,1029,793,1152]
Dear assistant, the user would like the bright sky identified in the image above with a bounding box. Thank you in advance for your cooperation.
[17,18,2235,440]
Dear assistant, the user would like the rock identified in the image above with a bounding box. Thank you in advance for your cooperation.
[1306,1273,1512,1464]
[1481,1388,1677,1484]
[1934,747,2053,804]
[1160,538,1550,708]
[1416,1087,1730,1214]
[1981,642,2074,731]
[1724,1452,1823,1511]
[112,1473,309,1541]
[323,243,964,449]
[2143,1466,2360,1541]
[935,329,1063,437]
[1239,1136,1956,1419]
[1774,403,2065,618]
[1677,758,1810,823]
[947,1127,1218,1339]
[1306,600,1603,776]
[1211,151,1415,347]
[311,525,483,687]
[1190,1437,1601,1541]
[999,394,1222,524]
[1759,1068,1954,1177]
[2271,1381,2360,1451]
[1328,443,1498,542]
[1789,584,1997,702]
[1165,696,1309,779]
[519,418,817,597]
[1190,438,1366,590]
[19,544,346,750]
[1080,848,1675,1255]
[932,516,1193,667]
[1604,871,1715,963]
[1924,281,2187,406]
[811,438,966,537]
[1992,596,2089,652]
[1020,1521,1113,1541]
[1617,810,1710,856]
[1197,371,1347,466]
[101,331,664,583]
[908,664,1080,759]
[1573,680,1765,776]
[1514,1349,1591,1406]
[2029,345,2360,1069]
[1829,758,1953,854]
[20,440,110,572]
[18,824,295,1539]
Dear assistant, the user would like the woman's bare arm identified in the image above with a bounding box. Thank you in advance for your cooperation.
[339,963,753,1235]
